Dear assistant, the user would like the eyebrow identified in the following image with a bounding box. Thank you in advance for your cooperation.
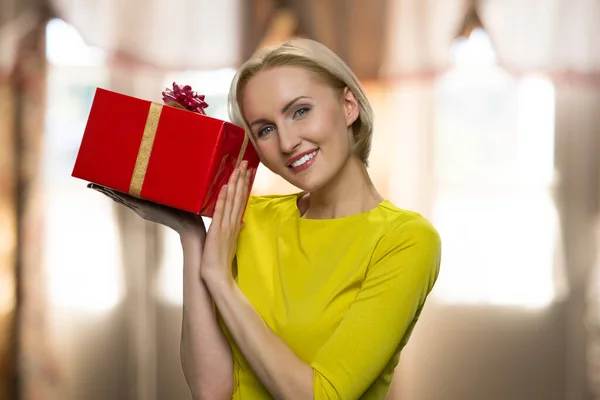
[249,96,311,128]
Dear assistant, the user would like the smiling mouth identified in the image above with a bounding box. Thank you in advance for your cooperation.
[288,149,319,169]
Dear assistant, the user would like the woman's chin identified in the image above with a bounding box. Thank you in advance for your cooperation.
[285,174,328,194]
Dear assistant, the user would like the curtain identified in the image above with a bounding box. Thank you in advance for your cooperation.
[9,7,59,400]
[242,0,390,80]
[0,0,57,399]
[48,0,242,71]
[0,0,50,74]
[481,0,600,73]
[0,68,17,400]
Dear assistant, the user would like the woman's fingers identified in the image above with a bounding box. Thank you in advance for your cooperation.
[92,185,140,211]
[230,162,248,225]
[105,188,140,208]
[211,184,228,232]
[244,168,251,203]
[222,167,240,229]
[237,168,252,225]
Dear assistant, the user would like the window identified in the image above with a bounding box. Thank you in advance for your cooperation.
[43,19,124,312]
[431,29,564,308]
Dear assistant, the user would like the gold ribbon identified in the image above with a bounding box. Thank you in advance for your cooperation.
[129,102,163,197]
[128,102,249,198]
[236,133,249,167]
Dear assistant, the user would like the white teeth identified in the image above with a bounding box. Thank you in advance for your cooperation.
[290,150,317,168]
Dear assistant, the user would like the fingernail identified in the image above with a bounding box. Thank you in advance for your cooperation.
[242,160,248,168]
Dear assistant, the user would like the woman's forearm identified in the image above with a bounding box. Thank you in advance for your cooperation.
[180,231,233,400]
[203,272,314,400]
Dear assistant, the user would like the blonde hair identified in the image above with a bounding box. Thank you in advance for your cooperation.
[228,38,374,166]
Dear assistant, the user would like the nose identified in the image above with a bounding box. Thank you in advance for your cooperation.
[278,126,301,154]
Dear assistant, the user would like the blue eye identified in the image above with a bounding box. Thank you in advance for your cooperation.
[257,125,275,138]
[293,107,310,118]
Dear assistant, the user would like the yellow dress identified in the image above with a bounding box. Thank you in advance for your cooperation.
[222,193,441,399]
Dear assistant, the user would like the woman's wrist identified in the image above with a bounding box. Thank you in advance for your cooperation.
[179,224,206,245]
[201,266,235,292]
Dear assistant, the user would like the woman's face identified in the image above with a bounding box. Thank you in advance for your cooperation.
[241,66,359,192]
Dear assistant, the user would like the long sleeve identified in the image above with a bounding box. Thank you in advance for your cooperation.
[310,218,441,399]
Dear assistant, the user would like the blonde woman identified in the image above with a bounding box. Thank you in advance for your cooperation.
[92,38,441,399]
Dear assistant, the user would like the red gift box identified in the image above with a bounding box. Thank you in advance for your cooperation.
[72,87,260,217]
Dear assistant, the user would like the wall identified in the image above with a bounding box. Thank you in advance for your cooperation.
[397,301,567,400]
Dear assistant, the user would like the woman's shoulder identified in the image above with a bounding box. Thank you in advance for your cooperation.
[369,201,442,280]
[374,201,441,246]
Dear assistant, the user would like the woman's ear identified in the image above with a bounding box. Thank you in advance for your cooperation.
[343,87,360,127]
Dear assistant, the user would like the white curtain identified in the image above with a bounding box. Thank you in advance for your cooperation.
[3,1,599,75]
[383,0,600,75]
[482,0,600,72]
[49,0,242,71]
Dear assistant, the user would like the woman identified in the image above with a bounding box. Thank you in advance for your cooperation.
[92,38,441,399]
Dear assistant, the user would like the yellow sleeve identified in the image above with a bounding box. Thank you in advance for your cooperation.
[310,218,441,399]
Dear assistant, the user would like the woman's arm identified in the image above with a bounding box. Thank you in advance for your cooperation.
[203,272,314,399]
[88,184,235,399]
[200,164,313,399]
[180,230,234,400]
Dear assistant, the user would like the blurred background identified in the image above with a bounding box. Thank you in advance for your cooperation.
[1,0,599,399]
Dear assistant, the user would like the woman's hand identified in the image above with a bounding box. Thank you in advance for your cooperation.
[88,183,205,237]
[200,160,251,285]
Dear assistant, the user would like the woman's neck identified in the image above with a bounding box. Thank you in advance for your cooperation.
[299,156,384,220]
